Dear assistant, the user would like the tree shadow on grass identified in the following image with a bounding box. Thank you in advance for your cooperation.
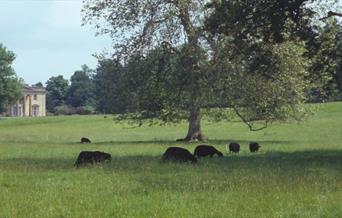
[91,139,294,146]
[0,149,340,174]
[133,149,342,193]
[0,149,340,196]
[0,139,294,147]
[218,149,342,171]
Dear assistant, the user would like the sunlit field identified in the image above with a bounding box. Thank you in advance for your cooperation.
[0,103,341,218]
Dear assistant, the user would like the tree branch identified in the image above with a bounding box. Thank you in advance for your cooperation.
[232,106,268,131]
[320,11,342,20]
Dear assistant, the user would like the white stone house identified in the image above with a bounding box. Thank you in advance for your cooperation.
[5,85,46,117]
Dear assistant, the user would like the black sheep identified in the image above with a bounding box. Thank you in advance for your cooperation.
[249,142,260,152]
[81,137,91,143]
[228,142,240,153]
[74,151,112,167]
[194,145,223,158]
[162,147,197,163]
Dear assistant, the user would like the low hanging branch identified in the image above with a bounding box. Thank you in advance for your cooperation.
[232,106,268,131]
[320,11,342,20]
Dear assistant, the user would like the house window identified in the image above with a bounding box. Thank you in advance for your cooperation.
[33,94,37,100]
[32,105,39,116]
[12,106,17,116]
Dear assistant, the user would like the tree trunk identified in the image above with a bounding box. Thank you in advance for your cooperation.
[181,43,205,141]
[175,2,205,142]
[184,104,204,141]
[177,75,204,142]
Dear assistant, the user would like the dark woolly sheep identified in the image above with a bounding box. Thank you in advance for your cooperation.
[81,137,91,143]
[249,142,261,152]
[194,145,223,158]
[227,142,240,153]
[162,147,197,163]
[74,151,112,167]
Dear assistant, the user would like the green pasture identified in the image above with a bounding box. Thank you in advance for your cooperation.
[0,102,341,218]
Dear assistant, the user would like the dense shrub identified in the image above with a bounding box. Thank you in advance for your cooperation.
[54,105,76,115]
[53,105,95,115]
[75,106,95,115]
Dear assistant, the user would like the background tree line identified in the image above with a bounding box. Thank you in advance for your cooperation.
[45,65,95,115]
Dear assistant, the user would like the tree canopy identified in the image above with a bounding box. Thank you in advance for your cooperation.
[94,59,126,114]
[0,44,21,113]
[82,0,341,140]
[66,65,95,109]
[46,75,69,112]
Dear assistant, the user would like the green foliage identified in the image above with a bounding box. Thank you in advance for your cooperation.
[205,1,314,130]
[53,104,76,115]
[0,102,341,217]
[0,44,21,112]
[46,67,97,114]
[211,41,310,130]
[53,105,95,116]
[306,19,342,102]
[94,59,126,114]
[336,59,342,93]
[66,65,95,109]
[118,47,191,123]
[46,66,100,115]
[75,105,95,115]
[205,0,315,44]
[46,75,69,113]
[109,45,213,125]
[205,0,342,105]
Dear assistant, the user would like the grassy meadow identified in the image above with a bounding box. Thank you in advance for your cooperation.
[0,102,341,218]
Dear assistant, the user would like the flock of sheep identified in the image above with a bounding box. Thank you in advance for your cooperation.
[74,137,261,167]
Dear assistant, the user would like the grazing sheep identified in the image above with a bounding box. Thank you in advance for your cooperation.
[227,142,240,153]
[249,142,260,152]
[81,137,91,143]
[162,147,197,163]
[74,151,112,167]
[194,145,223,158]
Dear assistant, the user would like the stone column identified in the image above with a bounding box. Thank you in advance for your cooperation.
[29,95,32,116]
[16,101,19,117]
[23,96,26,116]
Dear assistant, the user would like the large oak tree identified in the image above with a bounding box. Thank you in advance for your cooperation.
[82,0,340,141]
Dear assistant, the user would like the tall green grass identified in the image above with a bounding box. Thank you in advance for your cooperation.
[0,102,341,217]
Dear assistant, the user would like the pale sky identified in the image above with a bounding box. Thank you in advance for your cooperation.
[0,0,111,85]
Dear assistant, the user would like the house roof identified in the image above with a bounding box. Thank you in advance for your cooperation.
[22,84,46,94]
